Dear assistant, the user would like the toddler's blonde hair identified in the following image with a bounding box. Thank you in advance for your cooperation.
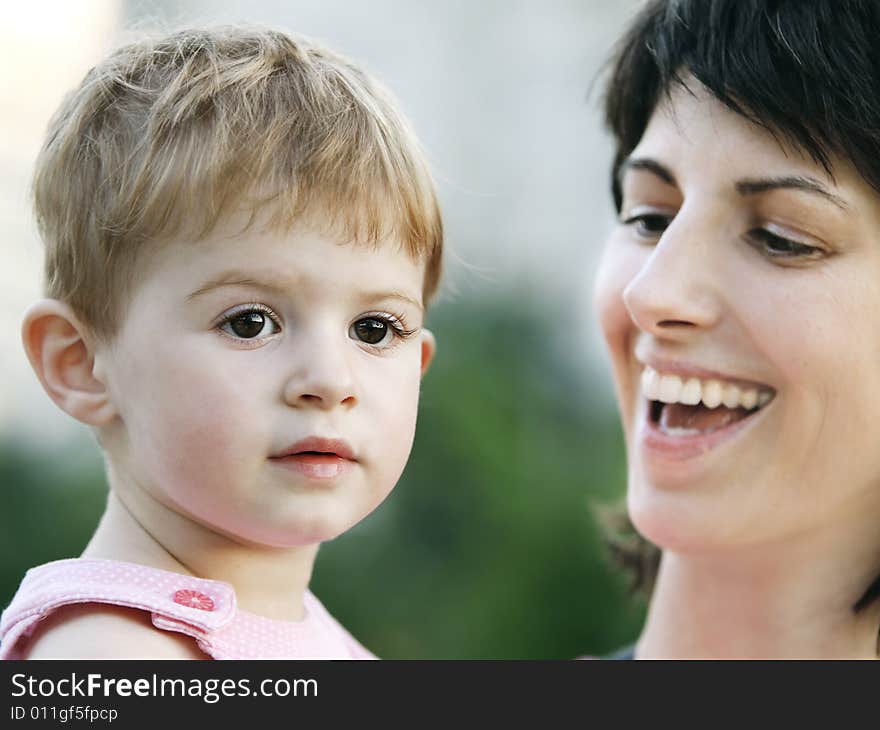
[33,25,443,341]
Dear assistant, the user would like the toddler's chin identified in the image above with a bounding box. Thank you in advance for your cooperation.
[224,515,355,548]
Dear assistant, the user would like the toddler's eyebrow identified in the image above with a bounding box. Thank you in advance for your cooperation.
[357,290,424,312]
[187,272,423,311]
[187,273,283,300]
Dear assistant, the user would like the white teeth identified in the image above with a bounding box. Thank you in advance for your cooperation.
[641,367,659,399]
[740,389,758,409]
[661,426,703,437]
[702,380,723,408]
[640,366,773,410]
[658,374,683,403]
[680,378,702,405]
[721,384,741,409]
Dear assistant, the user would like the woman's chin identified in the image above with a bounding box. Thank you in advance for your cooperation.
[626,482,736,555]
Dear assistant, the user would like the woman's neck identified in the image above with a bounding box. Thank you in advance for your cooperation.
[82,488,319,622]
[636,536,880,659]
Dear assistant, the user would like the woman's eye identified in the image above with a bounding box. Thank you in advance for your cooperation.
[621,212,673,239]
[350,317,393,346]
[219,308,280,340]
[749,229,824,260]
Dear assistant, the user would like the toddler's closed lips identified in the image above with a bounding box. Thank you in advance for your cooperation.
[270,436,357,461]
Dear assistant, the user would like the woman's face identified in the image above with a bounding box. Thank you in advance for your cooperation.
[594,82,880,553]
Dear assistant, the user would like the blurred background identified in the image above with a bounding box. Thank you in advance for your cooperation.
[0,0,646,658]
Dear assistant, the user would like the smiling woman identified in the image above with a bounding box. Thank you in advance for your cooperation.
[593,0,880,658]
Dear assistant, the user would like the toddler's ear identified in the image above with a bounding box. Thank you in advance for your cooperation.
[21,300,117,426]
[420,329,436,377]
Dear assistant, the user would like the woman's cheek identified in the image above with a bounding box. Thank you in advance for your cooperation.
[593,236,643,356]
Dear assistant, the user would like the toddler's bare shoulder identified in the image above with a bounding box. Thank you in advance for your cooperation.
[21,603,209,659]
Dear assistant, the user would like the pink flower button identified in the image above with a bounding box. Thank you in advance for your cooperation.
[172,589,215,611]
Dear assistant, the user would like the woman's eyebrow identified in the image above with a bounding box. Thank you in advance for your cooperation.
[619,157,677,185]
[735,175,849,210]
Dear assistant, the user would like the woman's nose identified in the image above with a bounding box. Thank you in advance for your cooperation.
[281,333,358,410]
[622,219,724,340]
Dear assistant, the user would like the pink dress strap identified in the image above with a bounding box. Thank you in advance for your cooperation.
[2,558,376,659]
[0,558,235,659]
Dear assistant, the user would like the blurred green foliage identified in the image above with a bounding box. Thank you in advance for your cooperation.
[0,296,644,658]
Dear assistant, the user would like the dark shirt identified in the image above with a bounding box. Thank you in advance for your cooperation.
[605,644,635,660]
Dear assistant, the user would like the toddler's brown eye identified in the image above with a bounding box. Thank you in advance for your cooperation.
[221,310,278,339]
[352,318,389,345]
[231,312,266,338]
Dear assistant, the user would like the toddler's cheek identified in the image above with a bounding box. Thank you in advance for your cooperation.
[140,398,257,498]
[375,382,421,490]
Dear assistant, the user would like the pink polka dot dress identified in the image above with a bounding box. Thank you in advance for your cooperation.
[0,559,375,659]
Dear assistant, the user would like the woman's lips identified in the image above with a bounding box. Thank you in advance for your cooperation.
[638,397,772,462]
[634,361,777,465]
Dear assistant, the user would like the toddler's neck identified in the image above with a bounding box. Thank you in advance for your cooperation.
[82,490,319,622]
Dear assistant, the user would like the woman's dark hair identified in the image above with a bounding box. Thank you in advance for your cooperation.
[601,0,880,620]
[605,0,880,212]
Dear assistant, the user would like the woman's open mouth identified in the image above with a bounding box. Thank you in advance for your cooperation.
[639,365,776,458]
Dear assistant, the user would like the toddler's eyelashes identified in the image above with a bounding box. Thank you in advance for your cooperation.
[214,306,417,349]
[349,313,417,350]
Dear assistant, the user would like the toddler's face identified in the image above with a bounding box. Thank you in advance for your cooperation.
[98,221,433,546]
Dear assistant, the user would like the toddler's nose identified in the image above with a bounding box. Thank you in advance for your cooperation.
[283,375,357,410]
[281,337,358,410]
